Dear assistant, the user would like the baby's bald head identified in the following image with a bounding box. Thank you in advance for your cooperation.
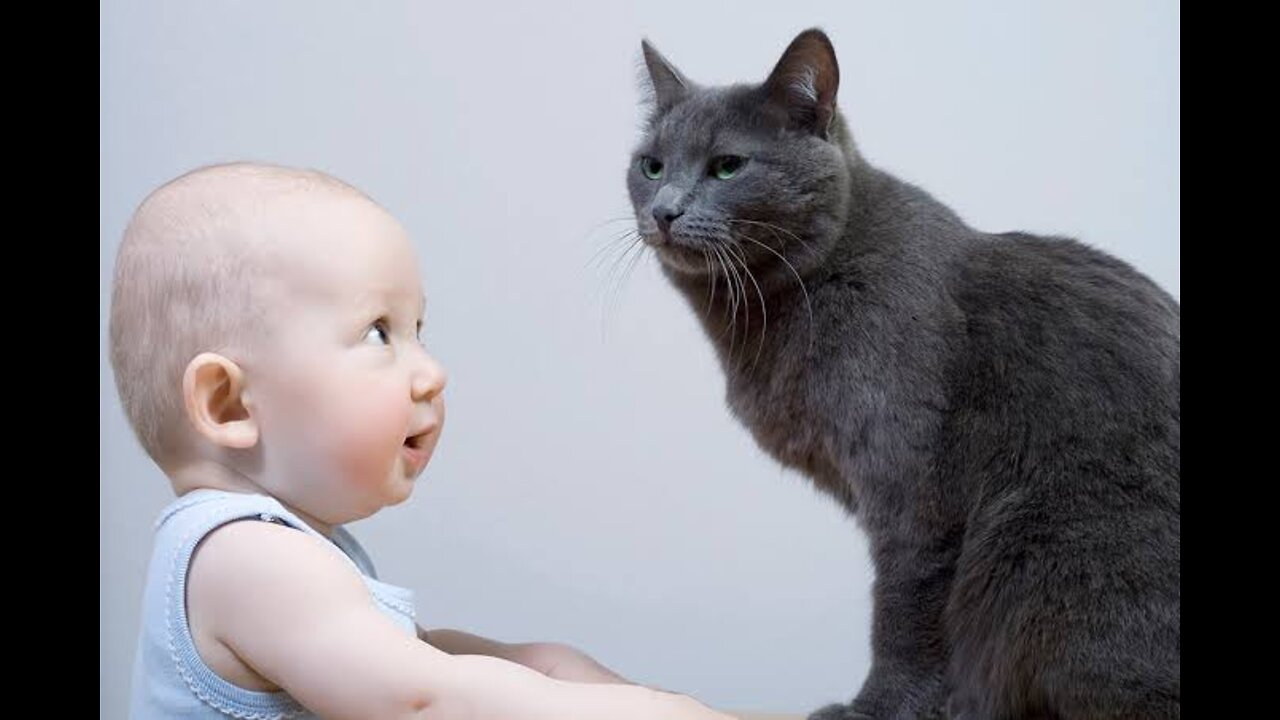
[109,162,373,465]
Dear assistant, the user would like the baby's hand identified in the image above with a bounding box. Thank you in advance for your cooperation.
[511,641,630,684]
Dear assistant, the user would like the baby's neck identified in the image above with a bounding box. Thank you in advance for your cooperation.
[168,459,338,538]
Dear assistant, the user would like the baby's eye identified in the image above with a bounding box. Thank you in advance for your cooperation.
[363,321,391,346]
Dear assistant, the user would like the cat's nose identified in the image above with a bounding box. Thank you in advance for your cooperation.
[653,205,684,232]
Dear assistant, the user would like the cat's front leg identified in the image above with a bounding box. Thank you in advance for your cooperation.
[812,535,957,720]
[807,704,873,720]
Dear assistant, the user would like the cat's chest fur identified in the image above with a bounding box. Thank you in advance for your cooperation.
[723,340,850,494]
[682,256,959,515]
[720,285,944,509]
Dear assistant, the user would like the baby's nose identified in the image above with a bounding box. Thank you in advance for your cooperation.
[411,349,447,401]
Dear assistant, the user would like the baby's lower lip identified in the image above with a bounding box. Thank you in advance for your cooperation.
[401,443,429,473]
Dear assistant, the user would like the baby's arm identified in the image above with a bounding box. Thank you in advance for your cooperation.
[422,628,628,684]
[189,521,730,720]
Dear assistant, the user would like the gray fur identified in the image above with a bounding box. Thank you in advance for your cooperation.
[626,28,1179,720]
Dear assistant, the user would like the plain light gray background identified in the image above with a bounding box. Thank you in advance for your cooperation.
[100,2,1179,716]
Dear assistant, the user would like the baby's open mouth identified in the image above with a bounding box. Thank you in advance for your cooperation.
[404,426,435,451]
[401,431,433,472]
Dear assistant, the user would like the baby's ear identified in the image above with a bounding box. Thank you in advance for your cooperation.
[182,352,259,449]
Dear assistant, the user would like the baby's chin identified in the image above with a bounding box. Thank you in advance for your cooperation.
[385,483,416,507]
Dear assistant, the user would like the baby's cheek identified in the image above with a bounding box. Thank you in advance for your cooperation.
[332,391,411,480]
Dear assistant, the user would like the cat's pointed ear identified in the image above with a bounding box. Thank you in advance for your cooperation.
[640,39,691,113]
[763,28,840,138]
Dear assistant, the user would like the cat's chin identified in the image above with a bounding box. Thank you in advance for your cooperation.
[652,242,712,276]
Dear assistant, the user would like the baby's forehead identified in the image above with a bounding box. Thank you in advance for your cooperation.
[141,163,416,287]
[250,198,421,300]
[258,193,407,260]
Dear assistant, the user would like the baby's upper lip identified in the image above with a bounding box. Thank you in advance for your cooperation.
[404,419,438,447]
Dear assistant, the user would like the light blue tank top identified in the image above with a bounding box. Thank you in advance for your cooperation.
[129,489,416,719]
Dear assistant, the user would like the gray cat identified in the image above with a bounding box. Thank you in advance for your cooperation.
[625,29,1179,720]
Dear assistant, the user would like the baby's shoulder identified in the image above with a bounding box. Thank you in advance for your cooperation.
[186,519,370,640]
[191,518,363,596]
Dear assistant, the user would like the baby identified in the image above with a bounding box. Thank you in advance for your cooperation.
[110,162,735,719]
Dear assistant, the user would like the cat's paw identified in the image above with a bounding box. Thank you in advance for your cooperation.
[807,704,874,720]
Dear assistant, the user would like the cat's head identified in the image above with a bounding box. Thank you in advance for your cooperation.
[627,28,857,281]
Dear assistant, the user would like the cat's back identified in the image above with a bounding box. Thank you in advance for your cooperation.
[938,227,1179,519]
[947,231,1178,419]
[957,230,1177,353]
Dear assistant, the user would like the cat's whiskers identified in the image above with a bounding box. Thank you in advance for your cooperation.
[699,247,717,318]
[732,229,816,354]
[596,230,645,338]
[728,218,819,258]
[726,244,750,362]
[587,225,646,273]
[723,238,769,373]
[711,239,746,363]
[707,243,737,347]
[614,233,649,309]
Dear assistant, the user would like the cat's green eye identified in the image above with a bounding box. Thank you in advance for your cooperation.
[711,155,747,180]
[640,156,664,180]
